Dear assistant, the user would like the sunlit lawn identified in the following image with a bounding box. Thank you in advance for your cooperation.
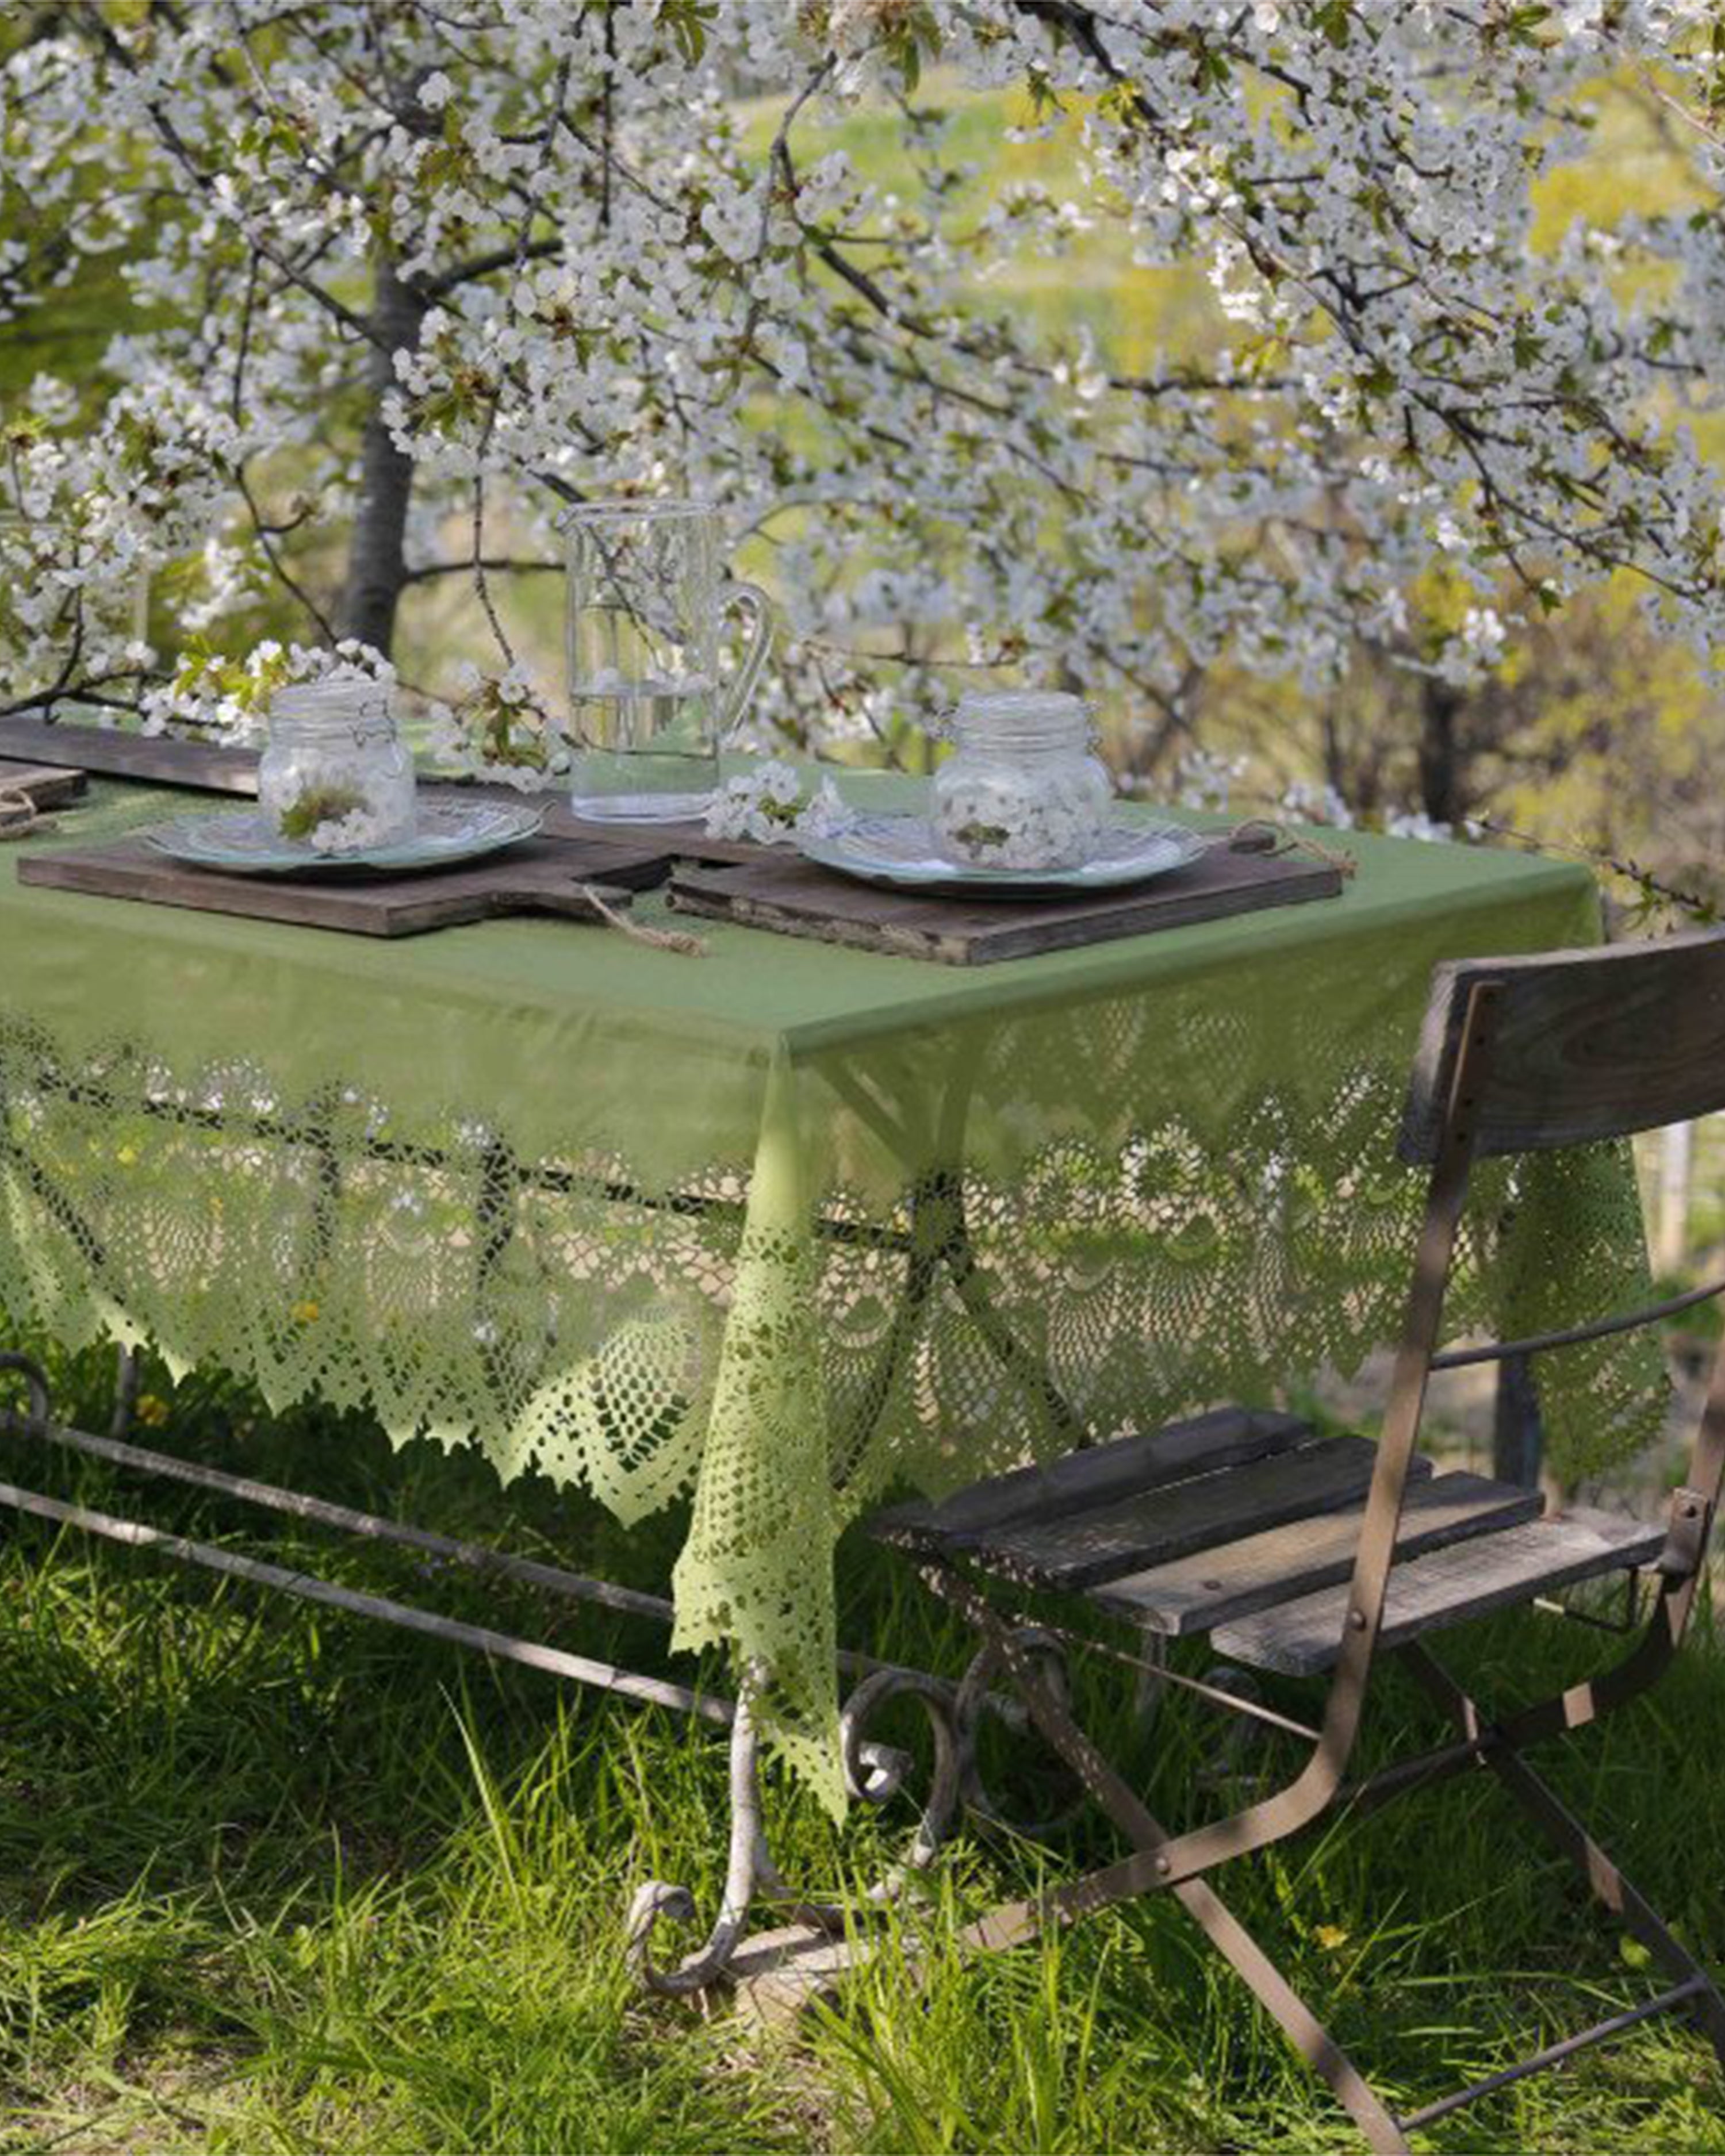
[1,1332,1721,2154]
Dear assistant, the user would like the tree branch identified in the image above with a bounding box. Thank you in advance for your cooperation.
[424,234,563,296]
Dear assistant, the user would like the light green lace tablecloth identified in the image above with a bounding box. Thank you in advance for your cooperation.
[0,776,1662,1810]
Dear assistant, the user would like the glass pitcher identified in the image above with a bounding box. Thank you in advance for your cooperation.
[565,500,772,822]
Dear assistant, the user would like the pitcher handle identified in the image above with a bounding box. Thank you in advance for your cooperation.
[719,580,773,739]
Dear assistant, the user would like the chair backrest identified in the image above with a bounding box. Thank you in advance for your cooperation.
[1400,930,1725,1164]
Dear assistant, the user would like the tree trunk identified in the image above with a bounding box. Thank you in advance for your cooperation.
[1417,674,1465,825]
[340,255,427,654]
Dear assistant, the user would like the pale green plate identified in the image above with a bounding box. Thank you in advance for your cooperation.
[143,800,544,876]
[796,812,1208,897]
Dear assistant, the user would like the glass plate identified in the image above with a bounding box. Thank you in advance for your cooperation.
[797,813,1208,896]
[143,800,545,877]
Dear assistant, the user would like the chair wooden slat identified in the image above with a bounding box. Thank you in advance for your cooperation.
[1213,1506,1665,1676]
[1400,930,1725,1161]
[1092,1469,1543,1636]
[869,1407,1309,1557]
[960,1434,1431,1593]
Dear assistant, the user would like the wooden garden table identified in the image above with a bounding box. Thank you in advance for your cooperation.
[0,749,1662,1990]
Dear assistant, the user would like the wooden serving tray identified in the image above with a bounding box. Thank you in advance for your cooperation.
[17,833,676,938]
[0,758,89,810]
[667,838,1341,965]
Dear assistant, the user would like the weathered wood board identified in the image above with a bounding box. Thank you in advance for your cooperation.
[0,715,260,795]
[1401,932,1725,1163]
[961,1435,1433,1592]
[0,758,87,810]
[1213,1505,1665,1675]
[555,809,761,864]
[1094,1468,1544,1636]
[668,841,1341,964]
[871,1408,1312,1556]
[16,833,675,938]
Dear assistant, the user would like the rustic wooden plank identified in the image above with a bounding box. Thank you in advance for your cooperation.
[429,791,764,861]
[556,810,761,864]
[1400,931,1725,1161]
[961,1434,1433,1593]
[667,841,1341,966]
[1093,1469,1545,1636]
[16,833,673,938]
[0,715,261,794]
[0,759,87,810]
[870,1408,1311,1556]
[1213,1505,1666,1676]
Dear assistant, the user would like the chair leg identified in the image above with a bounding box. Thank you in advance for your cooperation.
[1400,1641,1725,2070]
[931,1594,1408,2149]
[950,1716,1410,2151]
[1170,1873,1410,2153]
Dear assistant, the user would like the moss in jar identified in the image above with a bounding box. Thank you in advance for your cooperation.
[276,783,370,841]
[952,819,1012,853]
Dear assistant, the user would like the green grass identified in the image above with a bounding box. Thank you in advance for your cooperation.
[1,1336,1722,2153]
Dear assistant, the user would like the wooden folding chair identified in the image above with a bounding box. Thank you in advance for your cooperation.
[873,933,1725,2150]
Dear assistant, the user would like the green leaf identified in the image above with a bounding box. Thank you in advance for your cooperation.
[658,0,719,67]
[276,784,368,840]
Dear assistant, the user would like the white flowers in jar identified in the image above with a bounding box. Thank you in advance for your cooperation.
[930,692,1112,872]
[257,680,418,855]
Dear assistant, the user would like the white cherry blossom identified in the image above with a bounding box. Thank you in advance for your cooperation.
[1,0,1723,779]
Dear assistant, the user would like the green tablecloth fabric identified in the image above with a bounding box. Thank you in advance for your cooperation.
[0,777,1663,1809]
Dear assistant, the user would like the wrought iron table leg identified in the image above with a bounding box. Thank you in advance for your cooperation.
[627,1672,777,1997]
[625,1657,964,1997]
[0,1351,49,1430]
[953,1626,1086,1837]
[1194,1660,1271,1792]
[111,1343,139,1440]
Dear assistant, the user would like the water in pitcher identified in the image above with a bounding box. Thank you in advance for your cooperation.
[568,671,718,822]
[565,500,773,823]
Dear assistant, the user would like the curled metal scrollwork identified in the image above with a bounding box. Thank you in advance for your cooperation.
[0,1351,52,1430]
[626,1662,857,1997]
[627,1660,970,1996]
[839,1666,963,1886]
[954,1625,1086,1837]
[1195,1662,1270,1791]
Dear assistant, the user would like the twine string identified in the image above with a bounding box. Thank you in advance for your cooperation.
[577,883,707,956]
[1226,818,1356,879]
[0,787,46,843]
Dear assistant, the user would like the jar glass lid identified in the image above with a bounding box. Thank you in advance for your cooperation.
[953,689,1091,745]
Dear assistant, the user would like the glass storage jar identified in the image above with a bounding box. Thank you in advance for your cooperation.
[257,679,417,855]
[930,690,1111,871]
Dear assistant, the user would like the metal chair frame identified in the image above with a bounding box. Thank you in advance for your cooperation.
[908,949,1725,2151]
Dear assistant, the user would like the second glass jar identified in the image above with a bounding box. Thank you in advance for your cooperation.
[257,679,417,855]
[930,690,1111,871]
